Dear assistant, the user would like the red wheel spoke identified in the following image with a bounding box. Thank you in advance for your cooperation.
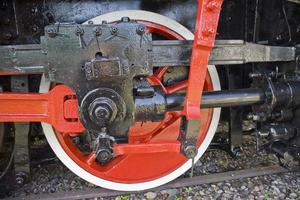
[141,21,185,39]
[143,112,182,142]
[129,111,182,143]
[148,67,169,93]
[0,85,84,133]
[153,67,168,80]
[165,80,188,94]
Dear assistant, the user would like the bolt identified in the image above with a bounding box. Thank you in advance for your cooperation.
[96,149,112,164]
[95,106,110,119]
[75,27,84,36]
[99,151,109,160]
[136,25,146,35]
[166,78,173,85]
[206,1,221,11]
[102,20,108,24]
[15,171,28,186]
[94,27,102,36]
[88,98,117,125]
[184,145,198,159]
[16,176,24,185]
[232,147,242,157]
[88,20,94,25]
[203,28,215,36]
[121,16,130,22]
[46,27,57,38]
[110,26,118,35]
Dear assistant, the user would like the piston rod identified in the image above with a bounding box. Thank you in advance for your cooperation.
[166,88,266,110]
[135,88,266,121]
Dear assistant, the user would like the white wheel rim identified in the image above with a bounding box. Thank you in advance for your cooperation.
[40,10,221,191]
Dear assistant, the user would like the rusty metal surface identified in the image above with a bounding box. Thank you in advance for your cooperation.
[0,40,295,74]
[152,40,296,66]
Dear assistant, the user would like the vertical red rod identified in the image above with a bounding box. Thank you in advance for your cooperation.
[183,0,224,119]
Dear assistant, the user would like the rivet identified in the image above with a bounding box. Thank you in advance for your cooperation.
[94,27,102,36]
[75,27,84,36]
[136,25,146,35]
[121,16,130,22]
[206,0,221,11]
[203,28,215,36]
[46,27,57,38]
[110,26,118,35]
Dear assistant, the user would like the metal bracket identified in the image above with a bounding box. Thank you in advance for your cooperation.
[14,123,30,185]
[11,75,31,186]
[0,41,295,74]
[152,40,296,66]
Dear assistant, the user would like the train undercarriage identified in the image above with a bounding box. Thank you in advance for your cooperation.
[0,0,299,192]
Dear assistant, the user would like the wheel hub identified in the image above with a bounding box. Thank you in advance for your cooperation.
[81,88,125,132]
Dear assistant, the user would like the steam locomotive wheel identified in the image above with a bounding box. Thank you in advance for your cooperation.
[40,10,221,191]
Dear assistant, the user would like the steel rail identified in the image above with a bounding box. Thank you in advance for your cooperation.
[8,165,291,200]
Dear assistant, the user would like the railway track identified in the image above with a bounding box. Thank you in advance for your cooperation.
[9,165,292,200]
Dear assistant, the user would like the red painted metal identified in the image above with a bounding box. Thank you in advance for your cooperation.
[0,7,222,182]
[165,80,188,94]
[129,111,183,143]
[183,0,223,119]
[0,85,84,133]
[0,71,21,75]
[84,141,181,165]
[51,20,215,183]
[114,142,181,156]
[148,68,187,94]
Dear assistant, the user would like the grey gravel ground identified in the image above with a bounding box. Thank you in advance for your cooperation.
[5,135,300,199]
[117,172,300,200]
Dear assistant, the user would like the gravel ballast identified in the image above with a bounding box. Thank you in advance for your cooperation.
[3,135,300,199]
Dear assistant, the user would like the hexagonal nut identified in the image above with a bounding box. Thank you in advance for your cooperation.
[183,145,198,159]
